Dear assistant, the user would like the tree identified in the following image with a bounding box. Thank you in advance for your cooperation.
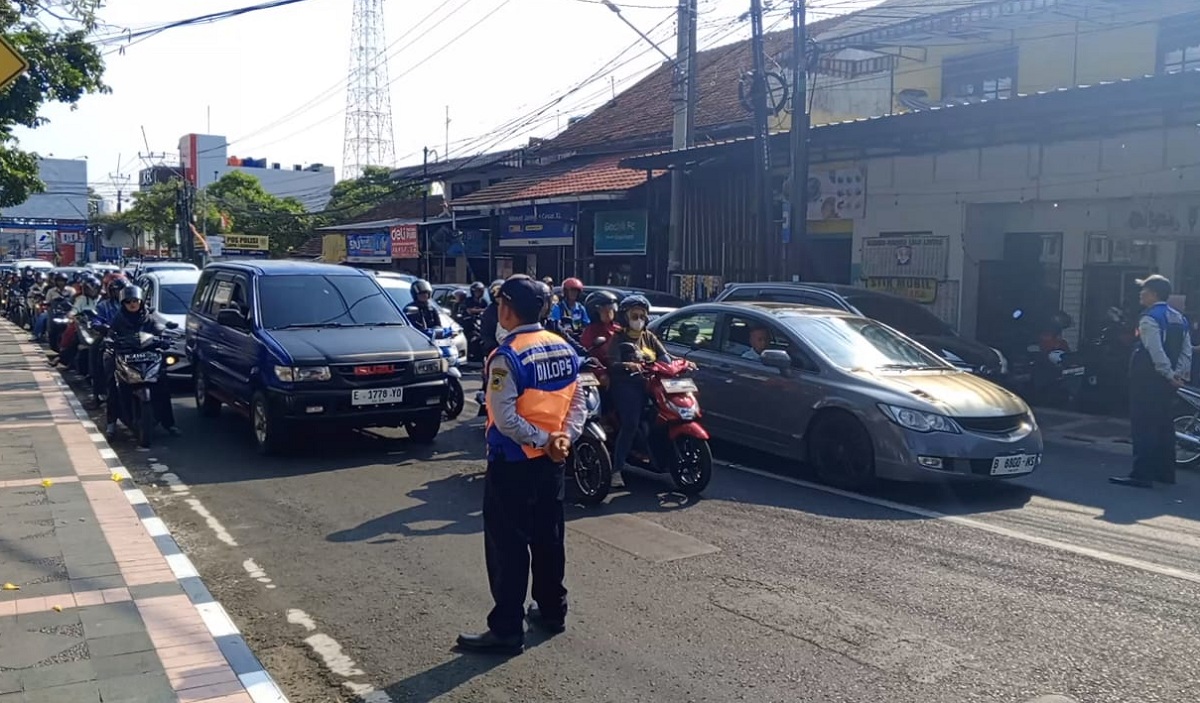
[123,182,179,249]
[320,165,421,224]
[206,171,310,256]
[86,186,101,218]
[0,1,107,208]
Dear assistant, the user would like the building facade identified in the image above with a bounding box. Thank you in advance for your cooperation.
[176,133,335,212]
[0,157,89,261]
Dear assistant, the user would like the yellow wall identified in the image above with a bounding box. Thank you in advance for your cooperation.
[321,234,346,264]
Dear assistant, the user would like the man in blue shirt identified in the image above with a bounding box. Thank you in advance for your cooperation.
[549,277,589,337]
[90,277,128,404]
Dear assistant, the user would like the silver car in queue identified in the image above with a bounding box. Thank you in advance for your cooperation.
[649,302,1044,487]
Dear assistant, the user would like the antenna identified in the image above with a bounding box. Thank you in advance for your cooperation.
[342,0,396,180]
[444,105,450,163]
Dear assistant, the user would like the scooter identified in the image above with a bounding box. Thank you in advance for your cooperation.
[47,293,73,351]
[570,357,613,505]
[427,326,464,420]
[108,331,171,448]
[1174,385,1200,469]
[598,352,713,496]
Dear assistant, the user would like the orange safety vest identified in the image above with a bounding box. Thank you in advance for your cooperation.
[485,328,580,462]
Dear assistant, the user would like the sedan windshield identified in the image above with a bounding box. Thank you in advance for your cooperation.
[782,315,951,371]
[258,275,406,329]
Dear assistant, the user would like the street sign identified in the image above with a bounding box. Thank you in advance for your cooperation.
[0,36,28,93]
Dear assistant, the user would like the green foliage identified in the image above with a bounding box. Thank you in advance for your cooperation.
[0,1,107,208]
[322,166,400,221]
[206,171,310,256]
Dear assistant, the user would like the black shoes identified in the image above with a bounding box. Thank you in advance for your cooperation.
[455,630,524,655]
[1109,476,1153,488]
[526,604,565,635]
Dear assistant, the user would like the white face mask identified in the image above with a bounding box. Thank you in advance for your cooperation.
[495,325,510,345]
[628,318,645,332]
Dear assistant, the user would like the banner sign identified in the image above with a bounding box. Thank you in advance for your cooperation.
[221,233,270,258]
[346,232,391,263]
[501,204,575,247]
[593,209,648,256]
[863,277,938,304]
[390,224,419,259]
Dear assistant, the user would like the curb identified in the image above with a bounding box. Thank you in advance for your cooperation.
[16,330,290,703]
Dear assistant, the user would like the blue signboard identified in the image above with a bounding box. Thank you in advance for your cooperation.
[593,209,648,256]
[346,232,391,263]
[501,205,576,247]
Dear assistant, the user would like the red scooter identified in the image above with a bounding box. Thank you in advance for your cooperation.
[597,356,713,496]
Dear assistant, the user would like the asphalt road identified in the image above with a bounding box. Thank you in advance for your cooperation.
[64,371,1200,703]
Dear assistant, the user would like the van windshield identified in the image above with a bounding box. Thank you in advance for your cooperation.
[258,275,407,329]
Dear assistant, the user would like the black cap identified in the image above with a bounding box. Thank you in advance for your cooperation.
[1136,274,1172,300]
[497,275,546,320]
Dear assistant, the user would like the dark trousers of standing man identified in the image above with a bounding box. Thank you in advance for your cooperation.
[483,455,567,638]
[1128,364,1177,483]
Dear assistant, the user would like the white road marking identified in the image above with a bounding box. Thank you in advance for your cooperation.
[723,462,1200,586]
[285,608,395,702]
[286,609,317,632]
[242,558,273,586]
[185,497,239,547]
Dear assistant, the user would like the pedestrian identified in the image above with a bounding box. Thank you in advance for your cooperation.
[1110,274,1191,488]
[456,275,587,655]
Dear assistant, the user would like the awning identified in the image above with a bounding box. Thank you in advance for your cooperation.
[449,153,664,210]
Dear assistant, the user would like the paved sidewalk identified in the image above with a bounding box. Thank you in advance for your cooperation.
[0,323,286,703]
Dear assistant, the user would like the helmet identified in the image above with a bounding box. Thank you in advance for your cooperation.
[120,286,144,304]
[52,272,67,283]
[82,275,100,290]
[62,286,76,298]
[562,277,584,293]
[537,281,553,319]
[410,279,433,299]
[469,281,486,294]
[451,288,467,301]
[107,277,128,296]
[618,294,651,316]
[584,290,619,317]
[489,279,504,296]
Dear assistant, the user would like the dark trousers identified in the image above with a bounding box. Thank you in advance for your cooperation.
[610,381,645,473]
[89,345,106,399]
[483,455,567,638]
[106,373,176,429]
[1129,368,1176,483]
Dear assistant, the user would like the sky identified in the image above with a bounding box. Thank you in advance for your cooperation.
[14,0,875,205]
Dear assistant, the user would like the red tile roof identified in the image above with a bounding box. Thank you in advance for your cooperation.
[543,19,845,155]
[450,154,663,208]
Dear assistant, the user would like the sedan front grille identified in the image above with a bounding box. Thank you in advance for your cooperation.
[956,414,1029,435]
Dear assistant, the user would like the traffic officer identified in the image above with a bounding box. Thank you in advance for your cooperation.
[456,275,587,655]
[1111,274,1192,488]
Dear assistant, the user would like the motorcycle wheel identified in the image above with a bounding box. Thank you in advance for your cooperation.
[571,436,612,505]
[670,435,712,496]
[442,377,465,421]
[133,395,155,449]
[1174,414,1200,468]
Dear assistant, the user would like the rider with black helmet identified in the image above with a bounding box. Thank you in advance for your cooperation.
[581,290,621,364]
[105,286,178,438]
[480,279,505,357]
[605,294,671,487]
[404,279,442,332]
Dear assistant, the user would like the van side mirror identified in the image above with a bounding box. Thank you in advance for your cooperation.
[217,308,246,329]
[761,349,792,371]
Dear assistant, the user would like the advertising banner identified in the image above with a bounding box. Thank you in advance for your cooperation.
[390,224,419,259]
[593,209,648,256]
[346,232,391,263]
[501,205,575,247]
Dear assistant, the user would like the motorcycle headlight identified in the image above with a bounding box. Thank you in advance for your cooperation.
[273,366,331,382]
[165,355,178,366]
[879,404,961,434]
[414,358,445,376]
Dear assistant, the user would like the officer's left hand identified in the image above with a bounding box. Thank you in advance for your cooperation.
[546,432,571,463]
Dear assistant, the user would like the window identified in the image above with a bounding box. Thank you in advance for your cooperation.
[1159,13,1200,74]
[191,271,217,314]
[720,316,792,360]
[719,287,759,302]
[941,48,1017,101]
[781,315,949,371]
[158,283,198,315]
[659,311,718,349]
[257,274,406,329]
[759,290,839,309]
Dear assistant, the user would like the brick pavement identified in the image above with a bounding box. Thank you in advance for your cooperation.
[0,323,287,703]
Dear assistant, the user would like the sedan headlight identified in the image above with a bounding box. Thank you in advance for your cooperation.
[414,358,445,376]
[879,404,960,434]
[274,365,331,382]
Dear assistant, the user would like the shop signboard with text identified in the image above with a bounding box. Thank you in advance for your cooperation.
[390,224,419,259]
[346,232,391,263]
[593,209,648,256]
[501,205,575,247]
[221,234,270,258]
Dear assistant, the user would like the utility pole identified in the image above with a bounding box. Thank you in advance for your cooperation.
[787,0,810,281]
[176,181,195,263]
[422,147,432,279]
[108,172,131,213]
[667,0,697,292]
[748,0,774,279]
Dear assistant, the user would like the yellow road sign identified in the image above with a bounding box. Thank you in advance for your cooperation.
[0,35,29,93]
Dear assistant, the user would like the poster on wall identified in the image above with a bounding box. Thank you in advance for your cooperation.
[501,205,575,247]
[805,167,866,221]
[861,233,948,280]
[346,232,391,263]
[389,224,419,259]
[594,209,648,256]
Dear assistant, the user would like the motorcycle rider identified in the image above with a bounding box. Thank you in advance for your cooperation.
[90,277,128,405]
[480,279,504,357]
[549,277,589,337]
[105,286,179,440]
[1110,275,1191,489]
[604,294,670,488]
[404,279,442,332]
[58,276,101,369]
[455,282,489,320]
[580,290,621,365]
[31,272,69,342]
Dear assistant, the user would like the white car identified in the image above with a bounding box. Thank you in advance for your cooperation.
[136,269,201,379]
[373,272,469,361]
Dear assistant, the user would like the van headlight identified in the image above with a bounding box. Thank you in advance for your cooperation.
[274,366,331,382]
[879,404,960,434]
[414,358,444,376]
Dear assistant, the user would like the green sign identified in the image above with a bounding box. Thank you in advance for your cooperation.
[593,209,648,256]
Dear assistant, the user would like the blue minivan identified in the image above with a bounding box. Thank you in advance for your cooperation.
[185,261,447,454]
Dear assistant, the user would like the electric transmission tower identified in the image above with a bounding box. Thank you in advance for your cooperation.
[342,0,396,181]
